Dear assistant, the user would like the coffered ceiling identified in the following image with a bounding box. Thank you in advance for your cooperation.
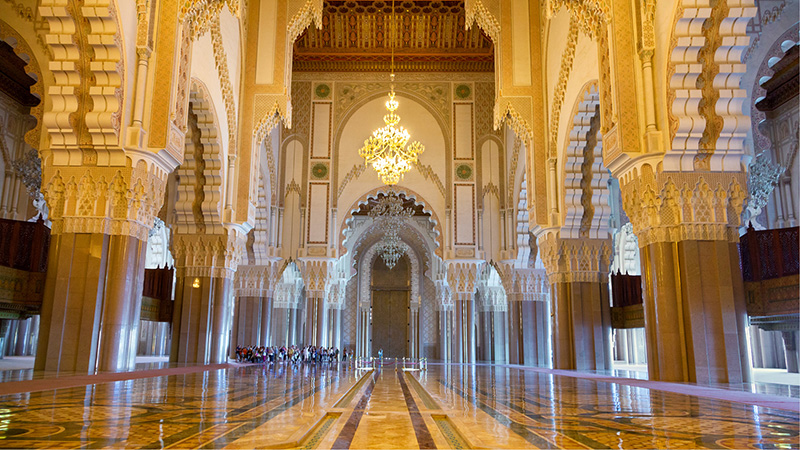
[293,1,494,72]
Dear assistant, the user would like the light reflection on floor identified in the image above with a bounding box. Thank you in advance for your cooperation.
[0,362,795,449]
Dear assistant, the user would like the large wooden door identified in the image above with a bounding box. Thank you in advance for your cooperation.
[370,255,410,358]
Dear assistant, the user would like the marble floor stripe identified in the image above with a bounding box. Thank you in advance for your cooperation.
[438,378,563,449]
[397,371,437,449]
[332,370,377,449]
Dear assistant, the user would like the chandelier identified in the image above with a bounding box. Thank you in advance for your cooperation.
[377,232,408,270]
[368,191,413,269]
[358,0,424,186]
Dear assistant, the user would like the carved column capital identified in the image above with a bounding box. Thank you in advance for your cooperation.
[173,228,247,279]
[537,230,612,284]
[619,170,747,247]
[42,158,169,241]
[234,262,280,297]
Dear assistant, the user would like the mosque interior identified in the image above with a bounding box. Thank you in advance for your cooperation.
[0,0,796,448]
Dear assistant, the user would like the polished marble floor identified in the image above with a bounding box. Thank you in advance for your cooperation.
[0,362,796,449]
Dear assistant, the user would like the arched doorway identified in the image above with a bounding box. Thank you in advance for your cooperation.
[370,254,410,358]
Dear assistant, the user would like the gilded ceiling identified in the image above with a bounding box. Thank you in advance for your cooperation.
[293,1,494,72]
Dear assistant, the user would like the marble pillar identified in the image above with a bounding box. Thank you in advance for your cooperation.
[438,309,450,361]
[36,233,147,373]
[261,297,272,346]
[270,307,289,346]
[316,297,327,347]
[520,300,550,367]
[232,297,263,348]
[171,274,234,364]
[782,331,799,373]
[507,300,522,364]
[550,280,612,371]
[13,318,29,356]
[641,240,750,383]
[27,315,39,356]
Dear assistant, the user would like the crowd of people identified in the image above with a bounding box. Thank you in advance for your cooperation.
[234,345,351,364]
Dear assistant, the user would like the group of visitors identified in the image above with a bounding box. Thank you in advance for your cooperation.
[234,345,351,364]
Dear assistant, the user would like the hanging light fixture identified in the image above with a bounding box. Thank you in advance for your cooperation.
[377,231,407,270]
[368,191,414,270]
[358,0,424,186]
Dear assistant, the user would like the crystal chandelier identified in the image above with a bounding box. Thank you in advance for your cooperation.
[368,191,413,269]
[358,0,424,186]
[378,232,407,270]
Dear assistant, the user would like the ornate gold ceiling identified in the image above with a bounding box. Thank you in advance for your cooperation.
[293,1,494,72]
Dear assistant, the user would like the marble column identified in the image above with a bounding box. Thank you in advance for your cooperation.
[453,300,464,363]
[0,319,10,358]
[782,331,799,373]
[13,318,29,356]
[640,239,750,383]
[4,320,17,356]
[316,297,327,347]
[260,296,272,346]
[614,329,628,363]
[232,296,263,349]
[270,307,289,346]
[171,273,234,364]
[539,236,612,372]
[27,315,39,356]
[36,232,147,373]
[288,307,298,346]
[209,277,232,363]
[550,279,612,370]
[507,299,522,364]
[466,297,476,363]
[438,309,450,361]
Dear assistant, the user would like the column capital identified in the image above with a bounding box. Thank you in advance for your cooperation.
[620,170,747,247]
[537,231,612,284]
[42,157,169,241]
[234,262,281,297]
[173,228,247,279]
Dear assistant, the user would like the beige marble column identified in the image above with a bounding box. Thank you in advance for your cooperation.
[622,171,750,383]
[640,239,750,382]
[170,231,244,365]
[540,236,612,371]
[36,232,149,373]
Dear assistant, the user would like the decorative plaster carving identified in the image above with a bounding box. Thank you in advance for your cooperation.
[562,83,610,240]
[83,0,125,148]
[38,1,80,150]
[210,17,238,157]
[42,159,169,241]
[337,164,365,200]
[549,16,580,159]
[235,262,280,297]
[412,161,446,199]
[334,82,450,130]
[537,231,611,284]
[620,170,748,247]
[173,228,246,279]
[464,0,500,47]
[666,0,756,171]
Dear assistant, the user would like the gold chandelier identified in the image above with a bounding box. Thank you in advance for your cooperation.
[358,0,424,186]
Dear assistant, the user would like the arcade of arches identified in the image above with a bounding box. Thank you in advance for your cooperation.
[0,0,796,448]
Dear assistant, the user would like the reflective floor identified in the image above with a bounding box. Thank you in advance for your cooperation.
[0,363,796,449]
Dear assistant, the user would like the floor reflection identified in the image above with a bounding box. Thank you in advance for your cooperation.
[0,363,795,449]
